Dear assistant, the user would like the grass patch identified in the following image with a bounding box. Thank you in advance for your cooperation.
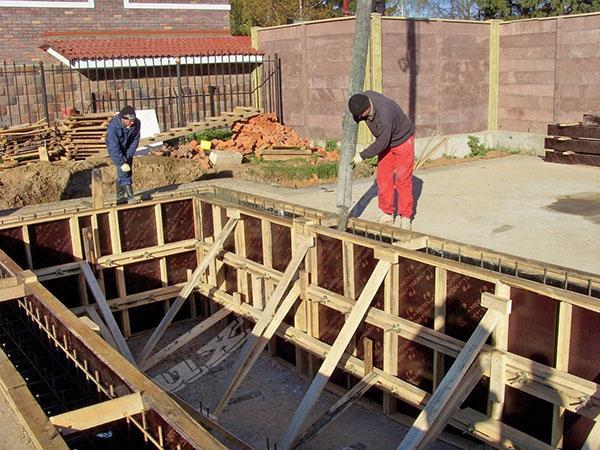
[182,127,232,144]
[249,158,338,181]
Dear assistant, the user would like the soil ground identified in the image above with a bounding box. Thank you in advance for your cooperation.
[0,151,514,210]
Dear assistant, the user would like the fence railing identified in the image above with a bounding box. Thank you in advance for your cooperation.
[0,54,282,132]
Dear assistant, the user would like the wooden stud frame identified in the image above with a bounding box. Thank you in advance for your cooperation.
[0,187,598,448]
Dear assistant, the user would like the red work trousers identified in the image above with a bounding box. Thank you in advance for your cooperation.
[376,134,414,218]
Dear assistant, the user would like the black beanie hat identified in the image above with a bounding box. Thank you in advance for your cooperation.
[119,105,136,119]
[348,94,370,116]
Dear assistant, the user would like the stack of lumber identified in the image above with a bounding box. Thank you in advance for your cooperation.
[544,114,600,167]
[213,113,317,158]
[0,119,61,166]
[58,112,115,160]
[140,107,260,147]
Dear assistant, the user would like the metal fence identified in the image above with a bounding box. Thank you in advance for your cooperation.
[0,54,282,131]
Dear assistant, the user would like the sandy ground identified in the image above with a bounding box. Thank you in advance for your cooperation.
[128,321,472,450]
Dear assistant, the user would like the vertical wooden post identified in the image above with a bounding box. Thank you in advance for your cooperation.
[433,268,447,389]
[383,262,399,414]
[70,216,89,306]
[487,19,500,131]
[552,300,572,447]
[22,225,33,269]
[108,210,130,337]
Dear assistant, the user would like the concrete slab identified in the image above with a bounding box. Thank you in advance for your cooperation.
[210,155,600,274]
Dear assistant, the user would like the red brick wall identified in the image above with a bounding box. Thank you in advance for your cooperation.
[0,0,230,63]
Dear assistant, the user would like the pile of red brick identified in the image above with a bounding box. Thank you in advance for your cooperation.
[212,113,313,155]
[157,140,210,170]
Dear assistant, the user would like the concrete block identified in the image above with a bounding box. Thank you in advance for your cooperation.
[209,150,242,168]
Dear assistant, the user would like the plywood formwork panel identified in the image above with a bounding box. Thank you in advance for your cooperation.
[118,206,158,252]
[0,226,27,269]
[29,219,74,269]
[96,212,112,257]
[162,199,195,244]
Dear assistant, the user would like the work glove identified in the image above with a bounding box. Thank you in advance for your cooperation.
[120,163,131,172]
[352,153,363,166]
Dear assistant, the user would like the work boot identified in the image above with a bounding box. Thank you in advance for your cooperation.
[399,216,412,230]
[377,213,394,225]
[123,185,136,204]
[116,185,127,204]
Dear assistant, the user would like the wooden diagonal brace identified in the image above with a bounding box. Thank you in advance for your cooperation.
[136,216,239,366]
[214,238,313,416]
[397,294,511,450]
[142,307,233,371]
[294,371,379,449]
[279,260,392,450]
[81,262,135,364]
[50,392,145,436]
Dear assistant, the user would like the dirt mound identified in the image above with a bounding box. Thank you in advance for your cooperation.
[0,155,208,209]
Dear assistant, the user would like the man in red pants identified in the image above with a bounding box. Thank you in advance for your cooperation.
[349,91,415,229]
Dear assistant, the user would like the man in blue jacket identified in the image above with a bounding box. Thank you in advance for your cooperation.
[106,106,141,204]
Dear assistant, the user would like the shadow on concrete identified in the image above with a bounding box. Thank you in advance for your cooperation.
[412,175,423,219]
[349,181,378,219]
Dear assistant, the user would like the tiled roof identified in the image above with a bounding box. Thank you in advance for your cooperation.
[41,36,261,61]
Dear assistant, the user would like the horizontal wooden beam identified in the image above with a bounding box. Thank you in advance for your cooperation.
[0,281,25,302]
[548,124,600,140]
[97,239,201,267]
[50,393,145,436]
[545,137,600,155]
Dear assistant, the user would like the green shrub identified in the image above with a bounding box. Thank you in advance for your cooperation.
[467,136,488,157]
[325,139,339,152]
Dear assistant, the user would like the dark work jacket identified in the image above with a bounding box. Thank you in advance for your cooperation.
[106,115,141,166]
[357,91,414,160]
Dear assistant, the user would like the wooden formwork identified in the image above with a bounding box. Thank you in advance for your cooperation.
[0,186,598,449]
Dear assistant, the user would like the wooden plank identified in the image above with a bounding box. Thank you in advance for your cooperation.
[84,306,119,350]
[50,392,145,436]
[544,150,600,167]
[433,267,447,390]
[213,238,312,416]
[136,216,239,366]
[397,304,505,450]
[108,210,130,338]
[383,262,399,414]
[279,260,392,450]
[80,262,135,364]
[0,282,25,302]
[582,419,600,450]
[548,124,600,140]
[488,283,510,425]
[552,300,572,447]
[293,371,379,449]
[413,353,489,450]
[544,137,600,155]
[141,307,233,371]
